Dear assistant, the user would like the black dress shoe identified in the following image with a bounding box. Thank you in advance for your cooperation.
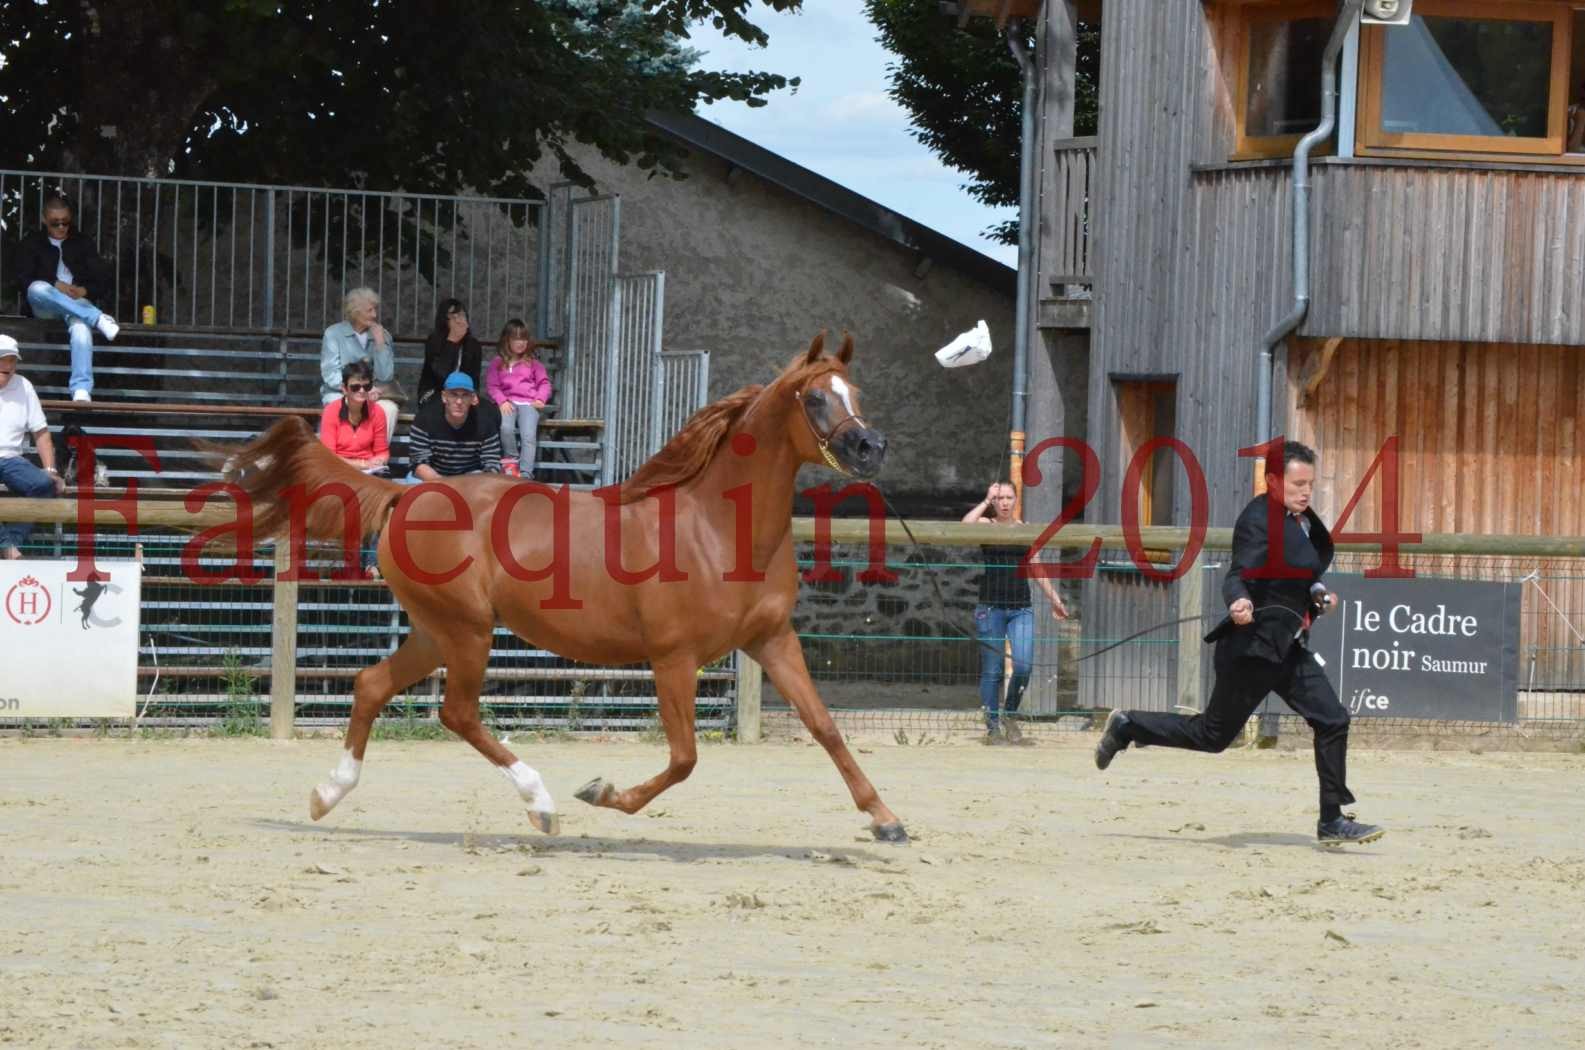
[1317,814,1385,846]
[1094,709,1130,770]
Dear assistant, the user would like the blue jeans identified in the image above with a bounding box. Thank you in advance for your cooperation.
[499,404,541,475]
[0,456,58,552]
[975,604,1034,724]
[26,281,102,396]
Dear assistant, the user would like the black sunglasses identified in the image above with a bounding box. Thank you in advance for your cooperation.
[345,382,372,392]
[45,218,72,229]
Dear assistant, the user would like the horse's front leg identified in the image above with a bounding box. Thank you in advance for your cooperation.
[575,658,698,815]
[748,627,908,843]
[434,632,561,835]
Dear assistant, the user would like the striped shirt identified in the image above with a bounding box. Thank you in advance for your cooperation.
[406,399,502,477]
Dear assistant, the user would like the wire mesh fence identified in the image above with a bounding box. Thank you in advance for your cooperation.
[3,512,1585,744]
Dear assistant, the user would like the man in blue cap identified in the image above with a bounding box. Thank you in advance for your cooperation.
[404,371,503,482]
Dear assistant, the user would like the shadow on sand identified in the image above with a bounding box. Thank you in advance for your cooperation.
[1101,830,1384,854]
[250,818,897,865]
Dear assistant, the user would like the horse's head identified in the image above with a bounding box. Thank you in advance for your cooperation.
[790,332,888,479]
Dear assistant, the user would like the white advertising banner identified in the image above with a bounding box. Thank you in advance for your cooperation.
[0,559,141,718]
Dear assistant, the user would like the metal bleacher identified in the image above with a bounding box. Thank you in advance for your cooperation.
[8,319,605,488]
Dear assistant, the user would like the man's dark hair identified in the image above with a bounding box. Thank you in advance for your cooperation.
[1282,440,1316,470]
[341,359,374,384]
[42,192,73,214]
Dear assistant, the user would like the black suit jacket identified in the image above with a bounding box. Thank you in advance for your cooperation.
[14,230,113,311]
[1203,494,1333,664]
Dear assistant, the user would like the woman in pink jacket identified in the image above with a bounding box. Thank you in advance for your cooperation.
[483,319,552,478]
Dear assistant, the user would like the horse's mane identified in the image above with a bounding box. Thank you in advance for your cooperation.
[617,353,842,503]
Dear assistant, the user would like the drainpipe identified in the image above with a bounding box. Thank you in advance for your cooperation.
[1254,0,1361,746]
[1256,0,1363,453]
[1007,24,1038,513]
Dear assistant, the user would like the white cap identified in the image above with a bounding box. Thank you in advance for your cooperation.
[0,335,18,360]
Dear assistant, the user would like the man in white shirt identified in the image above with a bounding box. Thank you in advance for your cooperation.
[0,335,67,559]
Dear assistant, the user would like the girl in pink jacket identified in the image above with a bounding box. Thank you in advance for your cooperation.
[484,319,552,478]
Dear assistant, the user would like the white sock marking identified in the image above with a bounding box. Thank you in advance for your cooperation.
[314,748,362,813]
[500,760,556,815]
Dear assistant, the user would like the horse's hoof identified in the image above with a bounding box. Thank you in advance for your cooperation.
[574,778,613,806]
[872,822,910,844]
[527,809,560,836]
[309,787,331,822]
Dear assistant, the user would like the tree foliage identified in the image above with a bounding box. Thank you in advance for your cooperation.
[0,0,801,197]
[865,0,1098,244]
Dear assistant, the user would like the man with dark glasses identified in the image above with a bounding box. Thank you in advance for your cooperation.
[14,193,120,402]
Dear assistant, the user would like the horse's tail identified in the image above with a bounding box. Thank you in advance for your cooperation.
[214,416,402,544]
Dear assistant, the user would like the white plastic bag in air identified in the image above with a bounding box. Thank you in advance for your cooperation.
[934,320,992,368]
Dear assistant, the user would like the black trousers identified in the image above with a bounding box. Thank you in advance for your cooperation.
[1123,637,1356,809]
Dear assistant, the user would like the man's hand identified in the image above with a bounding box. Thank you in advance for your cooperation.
[1229,597,1253,626]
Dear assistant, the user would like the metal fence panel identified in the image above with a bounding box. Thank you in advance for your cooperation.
[1,170,540,335]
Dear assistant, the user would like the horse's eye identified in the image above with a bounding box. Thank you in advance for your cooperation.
[805,390,825,406]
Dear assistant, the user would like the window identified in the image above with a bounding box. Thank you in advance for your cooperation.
[1358,1,1573,158]
[1115,380,1177,528]
[1234,2,1338,158]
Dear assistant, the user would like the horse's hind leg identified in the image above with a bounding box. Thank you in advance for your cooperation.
[435,633,560,835]
[310,627,442,821]
[576,658,698,815]
[749,627,908,843]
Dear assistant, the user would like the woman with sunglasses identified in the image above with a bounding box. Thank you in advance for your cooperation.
[13,194,120,402]
[317,360,389,576]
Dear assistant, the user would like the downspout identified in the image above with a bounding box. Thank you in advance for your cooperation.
[1256,0,1362,453]
[1007,24,1038,513]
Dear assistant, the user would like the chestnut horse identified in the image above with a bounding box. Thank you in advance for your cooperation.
[225,333,907,842]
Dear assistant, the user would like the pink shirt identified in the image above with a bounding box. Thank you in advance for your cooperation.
[484,356,551,406]
[318,399,389,462]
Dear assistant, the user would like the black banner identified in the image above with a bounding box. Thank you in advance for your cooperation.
[1307,575,1522,722]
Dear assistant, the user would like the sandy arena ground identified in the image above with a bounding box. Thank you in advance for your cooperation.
[2,735,1582,1049]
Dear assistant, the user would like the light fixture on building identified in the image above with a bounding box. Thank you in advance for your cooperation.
[1361,0,1413,26]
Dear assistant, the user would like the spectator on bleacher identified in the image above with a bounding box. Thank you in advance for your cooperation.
[320,287,397,437]
[14,194,119,402]
[0,335,67,559]
[318,360,389,474]
[416,298,483,406]
[483,319,551,479]
[319,359,388,577]
[404,372,503,483]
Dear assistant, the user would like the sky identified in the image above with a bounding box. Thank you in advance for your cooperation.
[689,5,1019,268]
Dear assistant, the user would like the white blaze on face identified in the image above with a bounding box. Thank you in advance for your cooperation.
[828,375,857,419]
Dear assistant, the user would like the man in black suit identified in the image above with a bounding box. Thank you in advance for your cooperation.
[14,193,119,402]
[1093,441,1384,846]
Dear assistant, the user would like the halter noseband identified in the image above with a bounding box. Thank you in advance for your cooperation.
[795,384,867,476]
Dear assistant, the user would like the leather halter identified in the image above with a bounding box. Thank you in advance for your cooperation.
[795,383,867,476]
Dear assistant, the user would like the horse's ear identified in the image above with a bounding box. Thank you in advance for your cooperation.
[837,331,854,364]
[805,331,826,364]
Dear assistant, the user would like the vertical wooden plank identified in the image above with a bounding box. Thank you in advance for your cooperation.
[1479,343,1499,535]
[270,543,298,741]
[1535,347,1560,536]
[1453,342,1475,534]
[1176,551,1204,713]
[734,651,763,744]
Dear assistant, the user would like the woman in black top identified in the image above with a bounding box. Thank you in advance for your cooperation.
[964,482,1069,741]
[416,298,483,404]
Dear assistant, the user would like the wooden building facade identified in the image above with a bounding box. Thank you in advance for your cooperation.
[1021,0,1585,709]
